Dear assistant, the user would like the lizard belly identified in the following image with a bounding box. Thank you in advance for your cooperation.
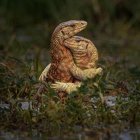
[47,51,74,83]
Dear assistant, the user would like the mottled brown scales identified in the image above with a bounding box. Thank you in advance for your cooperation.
[64,36,98,69]
[39,20,102,96]
[47,20,87,83]
[51,36,102,94]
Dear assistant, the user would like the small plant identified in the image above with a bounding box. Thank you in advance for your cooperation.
[0,57,140,136]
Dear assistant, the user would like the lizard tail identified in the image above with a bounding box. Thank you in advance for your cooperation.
[39,63,51,81]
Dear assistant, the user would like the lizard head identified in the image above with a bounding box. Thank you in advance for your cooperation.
[64,36,98,69]
[64,36,90,51]
[52,20,87,44]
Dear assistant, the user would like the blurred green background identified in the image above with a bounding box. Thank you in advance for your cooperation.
[0,0,140,78]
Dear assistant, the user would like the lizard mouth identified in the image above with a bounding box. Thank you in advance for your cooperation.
[64,38,76,47]
[69,21,87,38]
[75,23,87,32]
[63,21,87,43]
[64,42,76,46]
[64,39,81,48]
[64,25,87,42]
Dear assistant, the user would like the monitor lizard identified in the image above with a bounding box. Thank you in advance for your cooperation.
[39,20,102,98]
[51,36,102,94]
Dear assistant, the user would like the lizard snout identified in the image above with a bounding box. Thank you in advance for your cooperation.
[80,21,87,26]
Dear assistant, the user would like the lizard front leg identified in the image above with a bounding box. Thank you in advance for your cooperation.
[51,81,82,94]
[39,63,51,81]
[70,64,103,80]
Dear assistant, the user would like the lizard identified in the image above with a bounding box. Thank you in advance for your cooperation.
[65,36,98,69]
[39,20,102,98]
[51,36,102,94]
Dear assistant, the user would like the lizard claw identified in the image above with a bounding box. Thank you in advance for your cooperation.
[96,67,103,75]
[51,81,81,94]
[51,82,68,91]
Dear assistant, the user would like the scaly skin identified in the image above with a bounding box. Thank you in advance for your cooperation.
[51,36,102,93]
[39,20,102,81]
[46,20,86,84]
[65,36,98,69]
[39,20,102,98]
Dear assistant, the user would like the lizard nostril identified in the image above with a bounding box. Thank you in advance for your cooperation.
[61,30,65,35]
[81,21,87,26]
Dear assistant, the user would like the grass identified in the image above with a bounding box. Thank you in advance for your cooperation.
[0,42,140,136]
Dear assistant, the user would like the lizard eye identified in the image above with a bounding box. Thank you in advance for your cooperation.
[61,30,65,35]
[86,43,89,48]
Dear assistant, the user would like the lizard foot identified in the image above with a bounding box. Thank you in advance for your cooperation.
[51,81,81,94]
[96,67,103,75]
